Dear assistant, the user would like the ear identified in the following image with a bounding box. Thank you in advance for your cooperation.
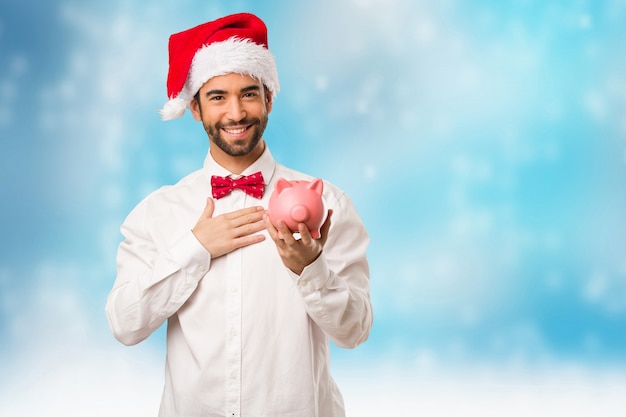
[275,178,291,195]
[264,86,273,114]
[308,178,324,196]
[189,97,202,121]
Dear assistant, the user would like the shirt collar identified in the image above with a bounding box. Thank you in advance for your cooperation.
[202,144,276,186]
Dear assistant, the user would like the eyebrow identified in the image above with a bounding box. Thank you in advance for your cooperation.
[204,85,261,97]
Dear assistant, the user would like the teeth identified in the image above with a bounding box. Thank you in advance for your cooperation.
[224,127,246,134]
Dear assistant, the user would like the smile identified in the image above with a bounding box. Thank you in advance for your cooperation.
[223,126,249,135]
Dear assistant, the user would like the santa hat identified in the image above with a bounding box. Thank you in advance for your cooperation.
[158,13,280,120]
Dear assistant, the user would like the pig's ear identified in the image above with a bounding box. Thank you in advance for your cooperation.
[275,178,292,195]
[308,178,324,196]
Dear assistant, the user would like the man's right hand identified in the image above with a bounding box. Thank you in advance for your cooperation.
[192,197,266,258]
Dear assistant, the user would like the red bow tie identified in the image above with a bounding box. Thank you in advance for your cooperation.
[211,171,265,199]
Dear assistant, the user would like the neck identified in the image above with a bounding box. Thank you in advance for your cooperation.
[210,140,266,174]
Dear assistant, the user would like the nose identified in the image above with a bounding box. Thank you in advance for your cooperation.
[291,205,310,222]
[226,98,247,122]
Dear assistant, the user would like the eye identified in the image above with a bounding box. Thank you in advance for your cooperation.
[209,95,224,101]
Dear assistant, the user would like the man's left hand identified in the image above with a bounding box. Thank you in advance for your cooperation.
[264,210,333,275]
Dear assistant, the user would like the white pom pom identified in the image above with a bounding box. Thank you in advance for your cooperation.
[158,97,187,120]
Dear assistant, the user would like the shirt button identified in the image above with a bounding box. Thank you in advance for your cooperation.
[230,371,238,380]
[231,285,239,293]
[299,279,308,287]
[230,328,238,337]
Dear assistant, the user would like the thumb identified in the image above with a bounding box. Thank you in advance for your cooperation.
[319,209,333,244]
[201,197,215,219]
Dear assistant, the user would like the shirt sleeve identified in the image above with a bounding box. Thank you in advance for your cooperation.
[105,199,211,346]
[290,191,373,349]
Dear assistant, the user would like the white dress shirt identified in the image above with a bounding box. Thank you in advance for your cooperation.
[105,146,373,417]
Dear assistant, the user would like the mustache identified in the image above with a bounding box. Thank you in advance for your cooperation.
[217,118,261,128]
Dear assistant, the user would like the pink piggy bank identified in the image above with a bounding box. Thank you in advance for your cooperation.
[268,178,326,239]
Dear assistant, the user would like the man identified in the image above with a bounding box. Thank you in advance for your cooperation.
[105,12,372,417]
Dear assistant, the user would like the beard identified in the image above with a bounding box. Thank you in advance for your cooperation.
[203,115,268,157]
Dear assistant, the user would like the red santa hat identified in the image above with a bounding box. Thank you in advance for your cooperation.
[158,13,280,120]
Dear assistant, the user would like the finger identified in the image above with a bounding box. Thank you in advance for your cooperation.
[225,206,265,223]
[316,210,333,245]
[231,232,266,249]
[234,218,267,237]
[321,209,333,235]
[277,220,297,244]
[222,206,264,229]
[298,222,312,245]
[201,197,215,219]
[264,214,280,241]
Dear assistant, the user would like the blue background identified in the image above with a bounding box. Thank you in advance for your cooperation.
[1,0,625,415]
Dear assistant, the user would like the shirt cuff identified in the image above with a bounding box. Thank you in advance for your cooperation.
[167,230,211,275]
[291,253,331,292]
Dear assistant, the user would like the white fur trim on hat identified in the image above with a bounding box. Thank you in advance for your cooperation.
[158,97,187,120]
[158,37,279,121]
